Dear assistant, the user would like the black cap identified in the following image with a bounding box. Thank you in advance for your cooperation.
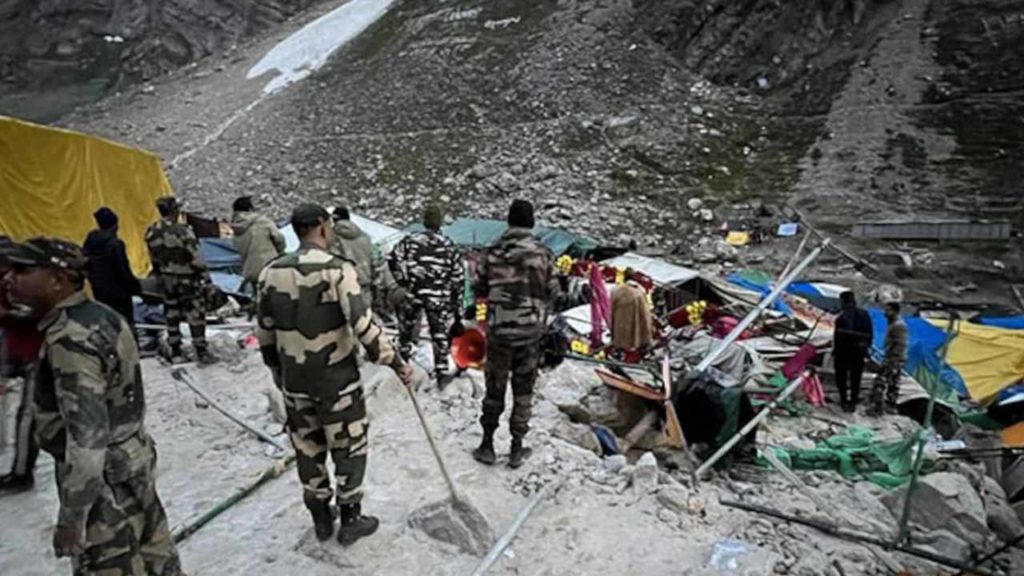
[232,196,254,212]
[291,203,330,229]
[507,199,535,229]
[156,196,180,217]
[7,237,87,277]
[93,206,119,230]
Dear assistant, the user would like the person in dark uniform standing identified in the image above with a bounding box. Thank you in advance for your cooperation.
[832,291,873,413]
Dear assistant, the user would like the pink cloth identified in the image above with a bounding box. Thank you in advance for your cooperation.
[801,371,827,407]
[590,265,611,349]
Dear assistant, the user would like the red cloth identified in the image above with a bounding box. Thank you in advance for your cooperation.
[783,343,818,380]
[1,286,44,369]
[800,371,826,407]
[589,265,611,349]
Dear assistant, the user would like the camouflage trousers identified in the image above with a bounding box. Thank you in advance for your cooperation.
[68,473,182,576]
[284,388,369,510]
[481,341,539,441]
[398,298,454,372]
[870,362,904,413]
[161,274,206,351]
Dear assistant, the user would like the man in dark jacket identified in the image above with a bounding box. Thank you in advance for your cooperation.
[83,207,142,328]
[832,291,873,413]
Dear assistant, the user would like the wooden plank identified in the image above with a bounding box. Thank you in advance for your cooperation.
[595,369,665,402]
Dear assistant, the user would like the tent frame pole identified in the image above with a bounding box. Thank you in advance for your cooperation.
[895,312,959,544]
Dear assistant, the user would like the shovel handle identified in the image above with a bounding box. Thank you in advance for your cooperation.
[404,385,459,500]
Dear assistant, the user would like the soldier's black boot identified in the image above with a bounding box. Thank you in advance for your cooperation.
[472,431,496,465]
[337,503,379,546]
[309,501,336,542]
[508,439,532,469]
[195,346,216,366]
[0,473,34,496]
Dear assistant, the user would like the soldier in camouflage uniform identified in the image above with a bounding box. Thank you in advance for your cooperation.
[869,301,908,416]
[257,204,413,544]
[145,197,213,364]
[472,200,562,469]
[4,238,182,576]
[388,204,465,385]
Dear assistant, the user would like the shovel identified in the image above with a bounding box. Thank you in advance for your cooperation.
[404,384,495,556]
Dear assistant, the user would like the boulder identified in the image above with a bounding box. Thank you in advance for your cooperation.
[882,472,988,547]
[656,483,690,513]
[979,476,1024,543]
[551,420,602,455]
[632,451,659,495]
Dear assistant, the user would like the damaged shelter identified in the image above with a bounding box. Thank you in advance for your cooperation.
[522,230,1024,574]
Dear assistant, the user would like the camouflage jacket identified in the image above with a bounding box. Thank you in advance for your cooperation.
[884,317,908,368]
[145,217,207,277]
[34,291,150,532]
[388,231,464,309]
[474,227,561,346]
[256,245,404,399]
[330,220,376,293]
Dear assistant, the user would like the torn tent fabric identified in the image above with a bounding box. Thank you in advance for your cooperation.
[868,309,965,401]
[762,426,922,489]
[928,319,1024,404]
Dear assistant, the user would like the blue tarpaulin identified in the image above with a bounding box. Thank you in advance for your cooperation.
[725,271,794,315]
[199,238,242,272]
[977,316,1024,330]
[867,308,966,399]
[405,218,593,256]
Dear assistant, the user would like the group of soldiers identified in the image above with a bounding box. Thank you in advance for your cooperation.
[0,194,561,574]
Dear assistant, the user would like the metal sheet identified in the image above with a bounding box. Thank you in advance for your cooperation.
[602,252,701,286]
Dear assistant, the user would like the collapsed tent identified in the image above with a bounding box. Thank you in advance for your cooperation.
[406,218,595,256]
[0,116,172,274]
[930,319,1024,404]
[199,214,406,297]
[868,309,965,401]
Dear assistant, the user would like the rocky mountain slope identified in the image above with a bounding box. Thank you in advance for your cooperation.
[0,0,322,121]
[3,0,1022,299]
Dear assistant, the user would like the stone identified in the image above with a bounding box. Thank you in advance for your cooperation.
[882,472,989,547]
[979,476,1024,543]
[656,483,690,513]
[714,240,738,260]
[551,420,601,455]
[207,332,244,365]
[657,507,681,528]
[603,454,627,474]
[632,452,659,495]
[687,198,704,211]
[699,208,715,222]
[913,529,971,561]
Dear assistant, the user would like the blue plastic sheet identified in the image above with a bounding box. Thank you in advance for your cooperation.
[977,315,1024,330]
[868,308,966,398]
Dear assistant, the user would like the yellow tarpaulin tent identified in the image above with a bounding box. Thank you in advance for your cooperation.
[0,116,172,275]
[929,319,1024,403]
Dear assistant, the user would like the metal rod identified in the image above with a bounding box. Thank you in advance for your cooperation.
[172,454,296,543]
[720,499,1001,576]
[954,531,1024,576]
[776,230,812,285]
[760,449,902,574]
[471,483,552,576]
[694,374,805,480]
[171,368,287,452]
[896,313,959,544]
[695,241,828,373]
[404,384,459,500]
